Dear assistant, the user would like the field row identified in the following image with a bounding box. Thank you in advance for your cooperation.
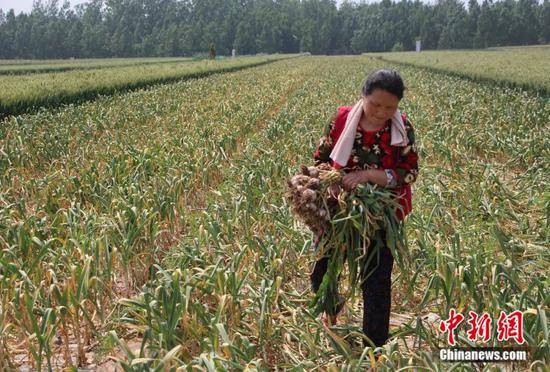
[374,46,550,95]
[0,57,325,369]
[0,56,194,75]
[0,57,192,66]
[0,54,299,117]
[0,56,548,369]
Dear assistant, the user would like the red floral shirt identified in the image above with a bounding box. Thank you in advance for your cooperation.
[313,106,419,187]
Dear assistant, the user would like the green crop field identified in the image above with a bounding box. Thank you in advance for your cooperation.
[373,45,550,95]
[0,57,188,65]
[0,57,194,75]
[0,56,190,66]
[0,54,296,117]
[0,52,548,370]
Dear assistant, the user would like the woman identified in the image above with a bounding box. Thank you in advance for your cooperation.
[310,69,419,348]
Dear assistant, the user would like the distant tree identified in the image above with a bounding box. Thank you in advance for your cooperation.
[14,13,33,58]
[298,0,338,54]
[335,1,358,53]
[0,10,6,58]
[516,0,540,44]
[254,0,284,53]
[436,0,468,50]
[279,0,300,53]
[110,16,133,56]
[542,0,550,42]
[234,18,257,55]
[467,0,481,48]
[80,0,108,57]
[0,10,17,58]
[477,0,493,48]
[0,0,546,59]
[419,6,440,50]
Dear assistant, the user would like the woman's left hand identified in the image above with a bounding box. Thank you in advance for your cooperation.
[342,170,370,191]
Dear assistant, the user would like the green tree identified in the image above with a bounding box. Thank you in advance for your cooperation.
[298,0,338,54]
[467,0,481,48]
[80,0,108,57]
[0,10,17,58]
[436,0,468,49]
[516,0,540,44]
[235,17,257,55]
[335,1,358,53]
[541,0,550,42]
[0,0,546,59]
[419,6,440,50]
[477,0,493,48]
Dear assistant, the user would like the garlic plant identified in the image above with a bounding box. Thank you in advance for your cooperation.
[285,163,342,235]
[0,51,547,370]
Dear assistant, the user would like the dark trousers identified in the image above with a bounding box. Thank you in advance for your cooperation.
[310,239,394,348]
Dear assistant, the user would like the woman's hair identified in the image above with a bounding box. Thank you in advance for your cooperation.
[361,69,405,100]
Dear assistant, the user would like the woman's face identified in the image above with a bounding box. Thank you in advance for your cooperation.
[362,89,400,126]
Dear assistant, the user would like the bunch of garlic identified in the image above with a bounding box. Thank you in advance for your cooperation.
[285,163,343,234]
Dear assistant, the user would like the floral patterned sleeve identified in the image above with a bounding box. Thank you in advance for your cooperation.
[391,118,419,187]
[313,111,339,165]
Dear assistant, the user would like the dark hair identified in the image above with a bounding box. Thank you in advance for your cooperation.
[361,69,405,100]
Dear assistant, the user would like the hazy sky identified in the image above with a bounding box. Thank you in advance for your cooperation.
[1,0,90,13]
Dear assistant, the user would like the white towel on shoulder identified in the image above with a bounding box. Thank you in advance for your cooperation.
[329,99,408,168]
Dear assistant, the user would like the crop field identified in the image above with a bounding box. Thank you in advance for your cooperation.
[0,54,548,370]
[0,57,194,76]
[0,54,296,117]
[375,45,550,95]
[0,57,191,66]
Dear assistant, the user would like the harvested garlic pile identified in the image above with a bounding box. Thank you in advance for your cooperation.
[285,163,343,234]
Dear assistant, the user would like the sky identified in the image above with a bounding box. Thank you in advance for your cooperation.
[0,0,90,14]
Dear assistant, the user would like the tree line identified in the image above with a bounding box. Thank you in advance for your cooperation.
[0,0,548,59]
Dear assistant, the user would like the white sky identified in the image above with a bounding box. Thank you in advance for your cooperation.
[1,0,92,14]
